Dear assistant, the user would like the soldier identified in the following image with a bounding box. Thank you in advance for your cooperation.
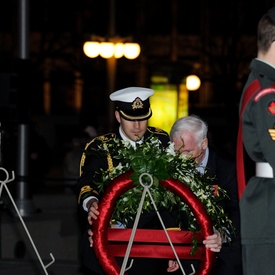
[236,7,275,275]
[77,87,222,274]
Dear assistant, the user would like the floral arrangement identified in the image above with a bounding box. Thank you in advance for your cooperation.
[95,135,234,246]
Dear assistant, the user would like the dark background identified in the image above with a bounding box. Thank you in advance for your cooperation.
[0,0,273,189]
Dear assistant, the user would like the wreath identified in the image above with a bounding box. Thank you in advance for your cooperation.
[92,171,216,275]
[91,135,234,240]
[86,135,234,274]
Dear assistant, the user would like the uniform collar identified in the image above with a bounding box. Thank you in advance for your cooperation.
[119,126,144,148]
[255,58,275,69]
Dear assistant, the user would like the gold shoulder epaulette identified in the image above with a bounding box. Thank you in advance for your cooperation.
[79,133,117,176]
[97,133,117,142]
[147,126,168,136]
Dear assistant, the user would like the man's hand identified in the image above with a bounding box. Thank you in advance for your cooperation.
[87,200,99,225]
[167,260,179,272]
[166,227,223,272]
[88,228,94,247]
[202,227,222,252]
[87,200,99,248]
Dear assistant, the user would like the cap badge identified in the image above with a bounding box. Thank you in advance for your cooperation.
[132,97,143,110]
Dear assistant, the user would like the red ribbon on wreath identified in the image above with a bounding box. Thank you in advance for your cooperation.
[92,170,215,275]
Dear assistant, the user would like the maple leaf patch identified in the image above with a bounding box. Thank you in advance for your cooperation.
[268,101,275,115]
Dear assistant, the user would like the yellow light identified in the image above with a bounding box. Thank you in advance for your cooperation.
[178,84,189,118]
[83,41,100,58]
[114,43,124,58]
[83,40,141,59]
[149,84,178,133]
[100,42,115,58]
[186,75,201,91]
[123,43,141,59]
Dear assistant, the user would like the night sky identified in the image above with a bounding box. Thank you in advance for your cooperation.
[0,1,272,35]
[0,0,275,148]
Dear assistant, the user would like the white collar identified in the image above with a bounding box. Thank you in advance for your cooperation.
[119,126,143,148]
[197,147,209,174]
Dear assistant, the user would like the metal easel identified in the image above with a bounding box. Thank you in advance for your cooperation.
[119,173,195,275]
[0,167,55,274]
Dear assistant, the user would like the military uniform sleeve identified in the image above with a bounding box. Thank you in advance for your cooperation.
[254,92,275,170]
[250,91,275,169]
[75,136,111,209]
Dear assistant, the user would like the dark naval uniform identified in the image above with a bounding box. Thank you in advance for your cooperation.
[75,126,170,275]
[237,58,275,274]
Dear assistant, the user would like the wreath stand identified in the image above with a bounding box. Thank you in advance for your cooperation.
[0,167,55,274]
[93,171,216,275]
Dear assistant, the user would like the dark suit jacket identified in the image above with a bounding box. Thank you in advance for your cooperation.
[205,146,242,275]
[164,145,243,275]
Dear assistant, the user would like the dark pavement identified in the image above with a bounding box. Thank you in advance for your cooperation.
[0,188,87,275]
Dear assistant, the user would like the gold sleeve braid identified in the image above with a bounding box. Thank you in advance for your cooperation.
[78,135,115,204]
[79,138,96,176]
[103,142,114,179]
[77,185,93,204]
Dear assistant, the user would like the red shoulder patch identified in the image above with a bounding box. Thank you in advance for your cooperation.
[268,101,275,115]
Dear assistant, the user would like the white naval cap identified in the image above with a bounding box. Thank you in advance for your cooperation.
[110,87,154,121]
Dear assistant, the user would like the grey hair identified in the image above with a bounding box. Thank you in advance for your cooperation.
[170,115,208,145]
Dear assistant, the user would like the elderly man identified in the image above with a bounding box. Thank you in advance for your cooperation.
[170,115,242,275]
